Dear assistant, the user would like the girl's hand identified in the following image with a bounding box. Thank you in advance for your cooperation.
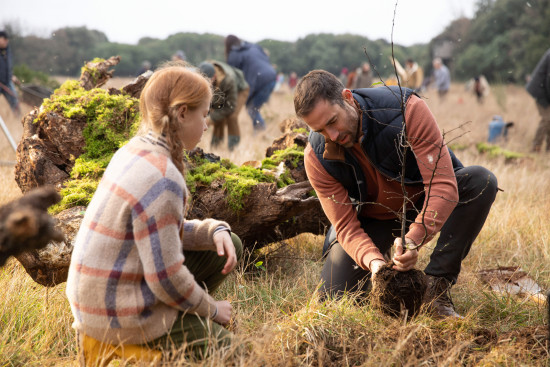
[392,237,418,271]
[213,230,237,274]
[213,300,232,325]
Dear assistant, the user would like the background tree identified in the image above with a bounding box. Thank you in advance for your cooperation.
[3,0,550,83]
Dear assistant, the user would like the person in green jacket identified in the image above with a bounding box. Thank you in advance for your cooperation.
[199,60,249,151]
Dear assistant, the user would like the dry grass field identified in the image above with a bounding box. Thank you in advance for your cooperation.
[0,77,548,366]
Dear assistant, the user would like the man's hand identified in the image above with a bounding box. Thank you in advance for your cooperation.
[369,259,386,278]
[392,237,418,271]
[213,230,237,274]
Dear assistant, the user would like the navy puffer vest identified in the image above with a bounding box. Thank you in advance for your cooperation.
[309,86,463,204]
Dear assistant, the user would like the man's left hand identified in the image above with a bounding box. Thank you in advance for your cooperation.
[392,237,418,271]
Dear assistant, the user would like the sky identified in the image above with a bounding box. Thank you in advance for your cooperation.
[1,0,479,46]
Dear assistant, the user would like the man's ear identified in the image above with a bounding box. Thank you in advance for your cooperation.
[341,89,354,105]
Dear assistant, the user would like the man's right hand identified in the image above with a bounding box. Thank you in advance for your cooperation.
[369,259,386,277]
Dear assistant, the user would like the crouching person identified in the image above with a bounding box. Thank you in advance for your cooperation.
[66,64,242,365]
[294,70,498,318]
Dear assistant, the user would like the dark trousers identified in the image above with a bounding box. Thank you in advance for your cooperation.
[320,165,498,299]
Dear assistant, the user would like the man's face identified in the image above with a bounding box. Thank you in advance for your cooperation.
[0,37,8,49]
[302,89,360,148]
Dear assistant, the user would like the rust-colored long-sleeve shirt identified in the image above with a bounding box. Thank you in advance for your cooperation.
[304,95,458,270]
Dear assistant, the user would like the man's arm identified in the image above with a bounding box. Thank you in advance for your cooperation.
[304,146,386,271]
[404,95,459,247]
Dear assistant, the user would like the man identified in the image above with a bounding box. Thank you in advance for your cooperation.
[0,31,21,116]
[199,60,249,150]
[526,48,550,152]
[353,62,373,89]
[432,57,450,98]
[294,70,498,318]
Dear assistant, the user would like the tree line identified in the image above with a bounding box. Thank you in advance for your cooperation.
[3,0,549,84]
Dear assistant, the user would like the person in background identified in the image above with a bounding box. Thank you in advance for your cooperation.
[199,60,249,151]
[294,69,498,318]
[172,50,187,62]
[338,67,349,86]
[432,57,450,99]
[288,71,298,91]
[346,66,359,89]
[225,35,277,132]
[472,75,490,104]
[353,62,373,89]
[274,71,285,92]
[66,64,242,360]
[0,30,21,117]
[136,60,152,76]
[526,48,550,152]
[392,58,424,92]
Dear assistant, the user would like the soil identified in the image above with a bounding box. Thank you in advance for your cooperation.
[371,263,427,318]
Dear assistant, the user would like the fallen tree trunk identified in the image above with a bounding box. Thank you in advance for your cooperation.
[13,58,330,286]
[186,146,328,247]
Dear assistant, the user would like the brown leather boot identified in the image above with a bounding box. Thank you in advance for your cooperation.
[424,275,462,319]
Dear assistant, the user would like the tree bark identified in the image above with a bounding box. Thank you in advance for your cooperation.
[79,56,121,90]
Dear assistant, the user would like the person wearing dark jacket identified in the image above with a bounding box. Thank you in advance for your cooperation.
[0,31,20,116]
[294,70,498,318]
[225,35,276,132]
[199,60,249,150]
[526,48,550,152]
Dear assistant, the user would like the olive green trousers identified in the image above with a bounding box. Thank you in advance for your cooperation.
[147,232,243,357]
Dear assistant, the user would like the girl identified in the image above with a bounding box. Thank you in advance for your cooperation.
[66,64,242,360]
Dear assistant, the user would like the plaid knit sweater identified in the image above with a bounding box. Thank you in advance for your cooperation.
[66,132,230,344]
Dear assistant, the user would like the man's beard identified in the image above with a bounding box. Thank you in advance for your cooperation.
[338,106,359,148]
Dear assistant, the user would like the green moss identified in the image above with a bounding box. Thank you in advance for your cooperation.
[476,142,525,160]
[42,77,140,214]
[186,158,278,212]
[185,144,305,212]
[292,127,309,134]
[262,144,304,169]
[49,178,99,214]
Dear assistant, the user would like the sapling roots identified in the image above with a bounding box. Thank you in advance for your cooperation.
[371,262,427,318]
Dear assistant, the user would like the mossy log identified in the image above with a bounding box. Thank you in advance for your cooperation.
[186,144,328,248]
[13,59,330,286]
